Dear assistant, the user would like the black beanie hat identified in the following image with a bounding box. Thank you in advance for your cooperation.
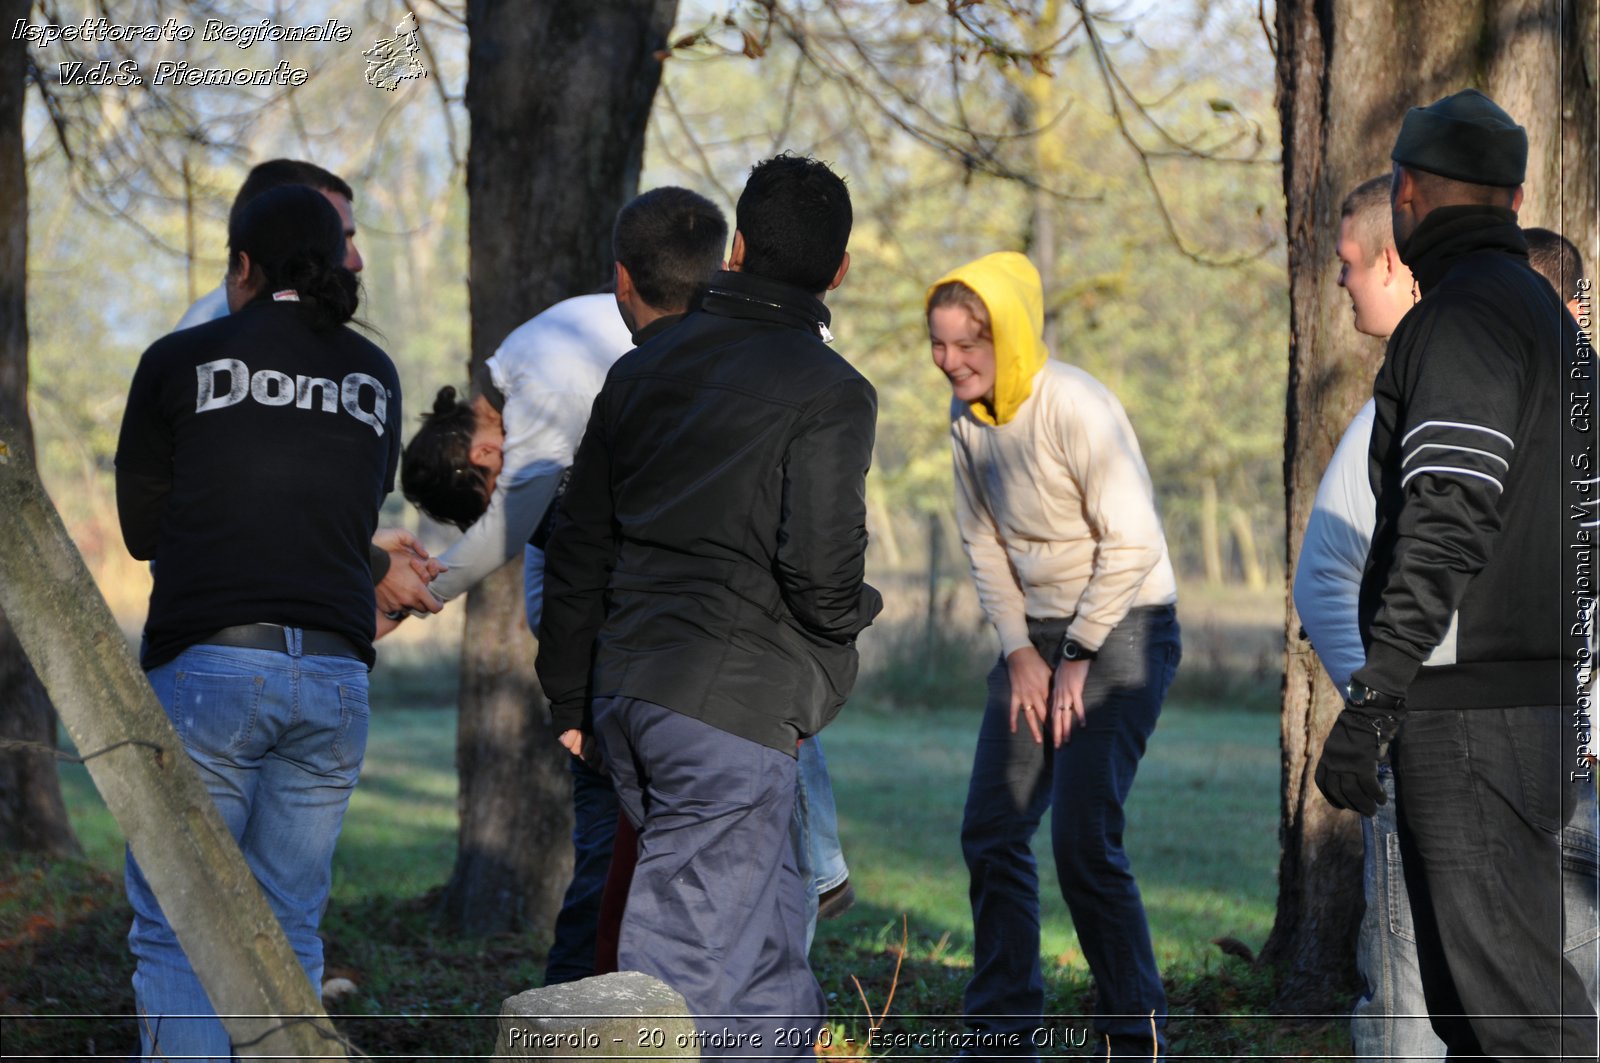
[1390,89,1527,186]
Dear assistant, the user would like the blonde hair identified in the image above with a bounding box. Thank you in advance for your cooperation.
[927,280,993,340]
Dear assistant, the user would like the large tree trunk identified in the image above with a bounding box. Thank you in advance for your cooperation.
[441,0,679,936]
[1268,0,1597,1012]
[0,0,79,859]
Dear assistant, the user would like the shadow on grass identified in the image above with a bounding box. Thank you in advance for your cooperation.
[0,856,137,1061]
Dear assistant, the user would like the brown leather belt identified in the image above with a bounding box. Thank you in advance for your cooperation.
[200,623,363,661]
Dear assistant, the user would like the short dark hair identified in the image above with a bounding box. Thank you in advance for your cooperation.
[613,187,727,311]
[1340,175,1393,263]
[227,185,358,329]
[401,386,489,531]
[229,158,354,232]
[1525,228,1586,303]
[734,153,851,293]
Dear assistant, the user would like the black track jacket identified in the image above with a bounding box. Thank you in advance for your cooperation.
[1353,205,1593,709]
[536,271,883,752]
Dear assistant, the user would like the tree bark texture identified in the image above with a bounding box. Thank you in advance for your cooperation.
[0,420,344,1060]
[1269,0,1597,1011]
[0,0,79,859]
[442,0,679,936]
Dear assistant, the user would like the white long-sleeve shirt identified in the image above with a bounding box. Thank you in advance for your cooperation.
[427,294,633,629]
[173,284,229,331]
[952,361,1177,656]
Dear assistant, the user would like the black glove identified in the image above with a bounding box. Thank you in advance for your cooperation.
[1314,704,1402,816]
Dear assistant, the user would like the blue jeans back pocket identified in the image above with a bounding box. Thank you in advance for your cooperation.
[170,669,266,760]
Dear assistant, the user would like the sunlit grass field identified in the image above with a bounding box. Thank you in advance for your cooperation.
[11,581,1343,1058]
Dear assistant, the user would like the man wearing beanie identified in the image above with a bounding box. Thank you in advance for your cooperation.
[1314,89,1597,1057]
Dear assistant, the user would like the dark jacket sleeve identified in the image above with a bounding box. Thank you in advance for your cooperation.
[774,375,884,642]
[1354,295,1522,697]
[114,345,175,562]
[535,392,616,733]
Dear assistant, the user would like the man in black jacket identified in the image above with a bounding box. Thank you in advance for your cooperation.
[1315,90,1597,1058]
[537,154,880,1057]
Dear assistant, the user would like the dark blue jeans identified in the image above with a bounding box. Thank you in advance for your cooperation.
[542,754,621,985]
[961,606,1179,1060]
[1391,706,1598,1060]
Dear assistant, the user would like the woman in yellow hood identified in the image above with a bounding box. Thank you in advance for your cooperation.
[927,251,1181,1058]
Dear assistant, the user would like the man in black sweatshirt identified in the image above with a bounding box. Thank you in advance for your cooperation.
[1315,89,1597,1058]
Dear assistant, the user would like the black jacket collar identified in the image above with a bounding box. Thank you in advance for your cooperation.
[696,270,832,338]
[631,311,686,347]
[1400,204,1528,294]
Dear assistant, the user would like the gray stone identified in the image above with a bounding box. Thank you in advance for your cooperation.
[497,971,698,1061]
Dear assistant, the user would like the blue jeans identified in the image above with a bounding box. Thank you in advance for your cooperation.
[125,640,369,1061]
[1354,768,1600,1061]
[593,696,823,1060]
[961,606,1179,1060]
[542,754,621,985]
[1562,774,1599,1004]
[1390,707,1597,1059]
[1352,765,1443,1061]
[795,735,848,950]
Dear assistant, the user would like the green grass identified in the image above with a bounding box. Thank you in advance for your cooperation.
[10,584,1345,1058]
[52,701,1279,973]
[796,700,1281,981]
[17,699,1344,1059]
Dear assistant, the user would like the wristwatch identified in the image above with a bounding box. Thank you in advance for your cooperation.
[1345,679,1403,712]
[1059,636,1098,663]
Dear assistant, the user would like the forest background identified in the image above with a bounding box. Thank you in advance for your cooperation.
[27,0,1285,614]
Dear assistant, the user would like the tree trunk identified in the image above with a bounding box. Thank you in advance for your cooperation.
[1200,476,1224,586]
[0,0,79,859]
[1229,506,1266,592]
[0,420,343,1059]
[1268,0,1597,1012]
[441,0,679,936]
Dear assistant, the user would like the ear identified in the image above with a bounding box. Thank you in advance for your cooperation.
[728,231,746,272]
[1510,184,1525,213]
[826,251,850,292]
[1380,245,1401,286]
[614,261,635,302]
[225,251,260,312]
[1392,166,1415,210]
[468,437,500,470]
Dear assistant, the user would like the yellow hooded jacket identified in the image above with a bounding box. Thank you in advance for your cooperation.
[928,251,1177,656]
[927,251,1050,427]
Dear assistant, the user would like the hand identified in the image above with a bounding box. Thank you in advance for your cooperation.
[1048,657,1092,745]
[558,728,603,771]
[408,553,444,581]
[373,526,427,556]
[372,528,445,619]
[1314,704,1402,815]
[1006,645,1053,744]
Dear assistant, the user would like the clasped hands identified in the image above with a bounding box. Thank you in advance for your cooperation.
[373,527,446,636]
[1006,644,1091,746]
